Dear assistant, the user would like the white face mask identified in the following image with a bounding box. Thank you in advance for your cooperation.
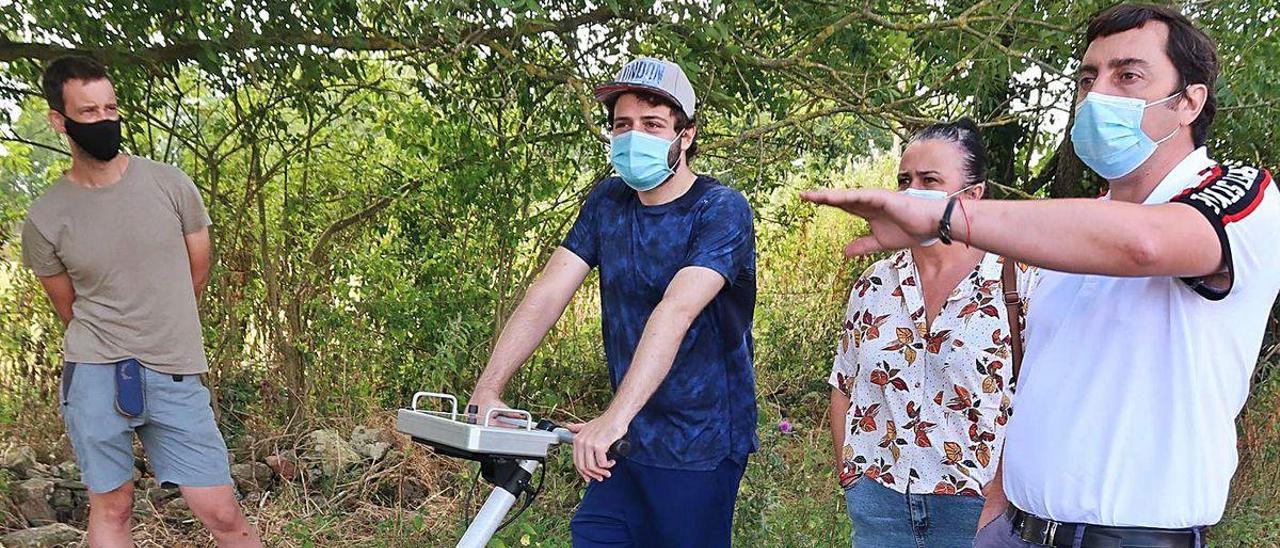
[900,184,982,246]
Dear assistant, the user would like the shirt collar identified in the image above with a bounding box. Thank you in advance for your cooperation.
[1097,147,1217,205]
[1143,147,1217,205]
[894,250,1003,302]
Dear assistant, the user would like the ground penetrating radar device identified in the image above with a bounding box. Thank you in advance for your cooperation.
[397,392,630,547]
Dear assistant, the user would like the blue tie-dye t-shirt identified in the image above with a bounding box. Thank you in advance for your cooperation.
[561,175,759,471]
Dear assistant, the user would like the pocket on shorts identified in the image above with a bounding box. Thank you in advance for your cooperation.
[60,363,77,406]
[188,374,213,407]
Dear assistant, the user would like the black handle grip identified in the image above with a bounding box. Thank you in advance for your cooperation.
[609,439,632,457]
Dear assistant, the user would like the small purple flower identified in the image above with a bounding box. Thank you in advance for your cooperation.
[778,418,793,434]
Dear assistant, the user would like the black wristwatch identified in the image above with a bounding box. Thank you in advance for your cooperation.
[938,196,959,245]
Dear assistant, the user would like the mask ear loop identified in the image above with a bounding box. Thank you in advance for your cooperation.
[665,128,688,171]
[1152,125,1181,145]
[1143,89,1185,109]
[946,182,984,200]
[1146,89,1187,146]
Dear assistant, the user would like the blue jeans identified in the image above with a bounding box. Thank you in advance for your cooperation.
[844,477,984,548]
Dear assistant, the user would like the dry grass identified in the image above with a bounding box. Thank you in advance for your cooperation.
[1,412,477,547]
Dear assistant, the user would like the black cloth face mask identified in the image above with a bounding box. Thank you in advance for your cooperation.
[61,113,122,162]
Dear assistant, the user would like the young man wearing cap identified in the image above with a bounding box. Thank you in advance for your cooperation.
[466,57,758,547]
[804,4,1278,547]
[22,56,262,547]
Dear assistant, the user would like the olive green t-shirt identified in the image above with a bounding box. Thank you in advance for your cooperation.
[21,156,212,375]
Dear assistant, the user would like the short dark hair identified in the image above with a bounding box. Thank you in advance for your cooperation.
[605,90,699,161]
[909,117,988,186]
[1086,3,1219,147]
[41,55,109,113]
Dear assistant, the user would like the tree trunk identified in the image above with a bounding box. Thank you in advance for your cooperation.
[981,28,1024,198]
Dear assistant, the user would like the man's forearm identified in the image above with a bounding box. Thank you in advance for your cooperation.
[476,271,586,399]
[37,274,75,328]
[953,198,1220,278]
[52,303,72,328]
[475,292,570,396]
[473,249,588,402]
[191,265,210,300]
[603,301,697,422]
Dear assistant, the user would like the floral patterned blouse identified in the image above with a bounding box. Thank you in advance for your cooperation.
[828,250,1030,496]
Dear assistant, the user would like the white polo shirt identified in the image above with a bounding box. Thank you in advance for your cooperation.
[1003,147,1280,528]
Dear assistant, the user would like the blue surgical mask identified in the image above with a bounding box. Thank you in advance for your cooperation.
[1070,91,1181,180]
[610,130,682,191]
[901,185,980,246]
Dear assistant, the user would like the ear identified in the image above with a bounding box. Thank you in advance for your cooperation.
[681,124,697,151]
[1178,83,1209,127]
[968,182,986,201]
[48,109,67,135]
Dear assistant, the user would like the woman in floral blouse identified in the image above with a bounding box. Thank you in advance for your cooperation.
[827,118,1021,547]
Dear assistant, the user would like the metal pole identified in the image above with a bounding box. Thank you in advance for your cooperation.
[457,459,541,548]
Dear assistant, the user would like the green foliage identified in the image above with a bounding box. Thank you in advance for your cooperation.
[0,1,1278,544]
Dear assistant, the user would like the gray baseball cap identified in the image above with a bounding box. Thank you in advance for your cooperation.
[594,57,697,118]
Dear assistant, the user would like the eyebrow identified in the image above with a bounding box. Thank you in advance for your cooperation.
[898,170,941,179]
[613,115,670,123]
[1082,56,1150,73]
[1109,57,1150,69]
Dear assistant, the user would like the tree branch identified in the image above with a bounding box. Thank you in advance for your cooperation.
[703,105,859,152]
[306,160,461,267]
[0,134,69,156]
[0,7,629,65]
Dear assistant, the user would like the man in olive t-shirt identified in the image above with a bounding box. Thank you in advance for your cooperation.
[23,155,211,374]
[21,56,261,547]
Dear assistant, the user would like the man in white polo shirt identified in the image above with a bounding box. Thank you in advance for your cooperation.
[802,3,1278,547]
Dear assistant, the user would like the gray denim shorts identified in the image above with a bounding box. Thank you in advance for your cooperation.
[60,362,232,494]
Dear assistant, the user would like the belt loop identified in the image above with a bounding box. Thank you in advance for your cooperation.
[1042,520,1057,545]
[1193,526,1203,548]
[1071,524,1085,548]
[172,374,183,382]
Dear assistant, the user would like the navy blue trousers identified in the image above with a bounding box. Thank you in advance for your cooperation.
[570,456,747,548]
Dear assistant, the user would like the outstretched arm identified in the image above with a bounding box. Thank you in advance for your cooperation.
[800,189,1222,278]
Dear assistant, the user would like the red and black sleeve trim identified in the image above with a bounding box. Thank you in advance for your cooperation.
[1169,164,1272,301]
